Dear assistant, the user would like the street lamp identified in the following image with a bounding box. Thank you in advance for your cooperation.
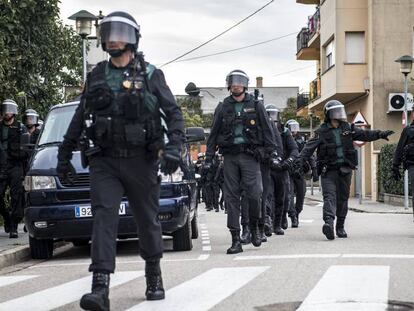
[68,10,98,82]
[395,55,414,210]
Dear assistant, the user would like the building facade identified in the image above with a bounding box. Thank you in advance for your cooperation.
[295,0,414,200]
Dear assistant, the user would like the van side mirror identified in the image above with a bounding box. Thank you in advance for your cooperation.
[185,127,205,143]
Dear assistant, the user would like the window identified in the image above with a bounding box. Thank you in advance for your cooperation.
[345,32,365,63]
[324,39,335,71]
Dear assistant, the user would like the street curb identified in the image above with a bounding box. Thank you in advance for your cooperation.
[0,241,69,270]
[0,245,30,270]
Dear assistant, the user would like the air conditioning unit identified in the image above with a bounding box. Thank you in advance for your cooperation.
[388,93,414,113]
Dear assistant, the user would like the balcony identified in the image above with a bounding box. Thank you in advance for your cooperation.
[309,76,321,102]
[307,8,320,49]
[296,28,320,60]
[296,0,319,4]
[297,92,310,110]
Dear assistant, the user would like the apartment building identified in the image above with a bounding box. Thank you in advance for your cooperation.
[295,0,414,201]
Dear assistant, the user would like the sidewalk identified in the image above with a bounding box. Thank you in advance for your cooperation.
[0,224,31,270]
[305,188,413,214]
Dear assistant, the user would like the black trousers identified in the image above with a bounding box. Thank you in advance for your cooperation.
[270,170,289,227]
[259,163,272,227]
[409,166,414,210]
[289,175,306,217]
[321,169,352,223]
[0,163,24,225]
[224,153,262,231]
[88,153,163,273]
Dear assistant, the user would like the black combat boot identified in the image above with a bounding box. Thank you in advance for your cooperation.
[227,230,243,254]
[273,214,285,235]
[259,225,267,242]
[80,272,110,311]
[145,259,165,300]
[9,222,18,239]
[290,215,299,228]
[264,223,273,237]
[322,218,335,240]
[3,217,10,234]
[249,223,262,247]
[281,213,288,230]
[240,225,251,244]
[336,217,348,238]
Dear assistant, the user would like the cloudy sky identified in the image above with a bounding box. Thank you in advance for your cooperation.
[59,0,317,95]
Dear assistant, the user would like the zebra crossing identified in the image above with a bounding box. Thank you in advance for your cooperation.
[0,264,396,310]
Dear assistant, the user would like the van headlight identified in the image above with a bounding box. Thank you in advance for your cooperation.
[24,176,57,191]
[159,168,184,183]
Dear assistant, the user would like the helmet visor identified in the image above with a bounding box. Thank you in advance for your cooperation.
[100,21,137,44]
[24,115,38,126]
[267,110,279,122]
[226,75,249,88]
[2,103,18,115]
[328,106,347,121]
[288,122,300,132]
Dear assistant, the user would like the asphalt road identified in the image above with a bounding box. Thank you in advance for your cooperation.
[1,200,414,311]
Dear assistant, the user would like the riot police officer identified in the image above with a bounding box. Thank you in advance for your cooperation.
[206,69,276,254]
[195,153,205,204]
[0,99,27,238]
[286,119,318,227]
[56,11,184,310]
[23,109,40,145]
[299,100,393,240]
[392,114,414,209]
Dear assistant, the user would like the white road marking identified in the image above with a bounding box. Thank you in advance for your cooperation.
[126,266,270,311]
[201,240,210,245]
[234,254,341,260]
[297,265,389,311]
[299,219,314,223]
[0,271,144,311]
[0,275,38,287]
[197,254,210,260]
[342,254,414,259]
[202,246,211,251]
[201,230,209,234]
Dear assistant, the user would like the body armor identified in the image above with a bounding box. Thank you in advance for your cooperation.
[0,120,25,161]
[216,95,263,153]
[83,60,163,155]
[316,122,358,171]
[403,125,414,168]
[294,135,306,152]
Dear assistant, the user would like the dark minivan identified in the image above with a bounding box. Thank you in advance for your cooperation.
[24,101,204,259]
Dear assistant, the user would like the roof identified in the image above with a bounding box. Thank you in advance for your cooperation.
[179,86,299,114]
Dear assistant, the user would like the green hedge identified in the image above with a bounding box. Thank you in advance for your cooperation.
[379,143,411,195]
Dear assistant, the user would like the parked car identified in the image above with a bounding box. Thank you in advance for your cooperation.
[24,101,205,259]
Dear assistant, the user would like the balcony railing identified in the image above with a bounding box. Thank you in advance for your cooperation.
[309,76,321,101]
[297,92,310,110]
[307,8,320,40]
[296,27,309,54]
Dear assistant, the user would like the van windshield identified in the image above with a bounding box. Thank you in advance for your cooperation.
[38,105,77,146]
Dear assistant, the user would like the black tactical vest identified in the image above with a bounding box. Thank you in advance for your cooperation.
[0,120,25,161]
[294,135,306,152]
[216,95,263,149]
[316,122,358,169]
[83,60,163,151]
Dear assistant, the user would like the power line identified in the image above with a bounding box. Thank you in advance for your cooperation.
[160,0,275,68]
[175,32,296,63]
[273,64,315,77]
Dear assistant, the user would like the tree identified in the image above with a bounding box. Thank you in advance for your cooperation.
[280,97,320,128]
[0,0,82,118]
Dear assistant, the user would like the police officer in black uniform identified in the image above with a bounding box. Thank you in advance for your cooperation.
[23,109,41,145]
[0,99,27,238]
[299,100,393,240]
[56,12,184,310]
[206,69,276,254]
[195,153,205,204]
[392,114,414,210]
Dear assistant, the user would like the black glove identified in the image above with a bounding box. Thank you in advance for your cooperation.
[312,168,319,182]
[379,130,394,141]
[392,165,402,181]
[160,145,181,175]
[269,151,282,171]
[56,160,76,184]
[281,157,294,171]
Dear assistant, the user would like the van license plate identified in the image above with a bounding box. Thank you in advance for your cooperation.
[75,203,126,218]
